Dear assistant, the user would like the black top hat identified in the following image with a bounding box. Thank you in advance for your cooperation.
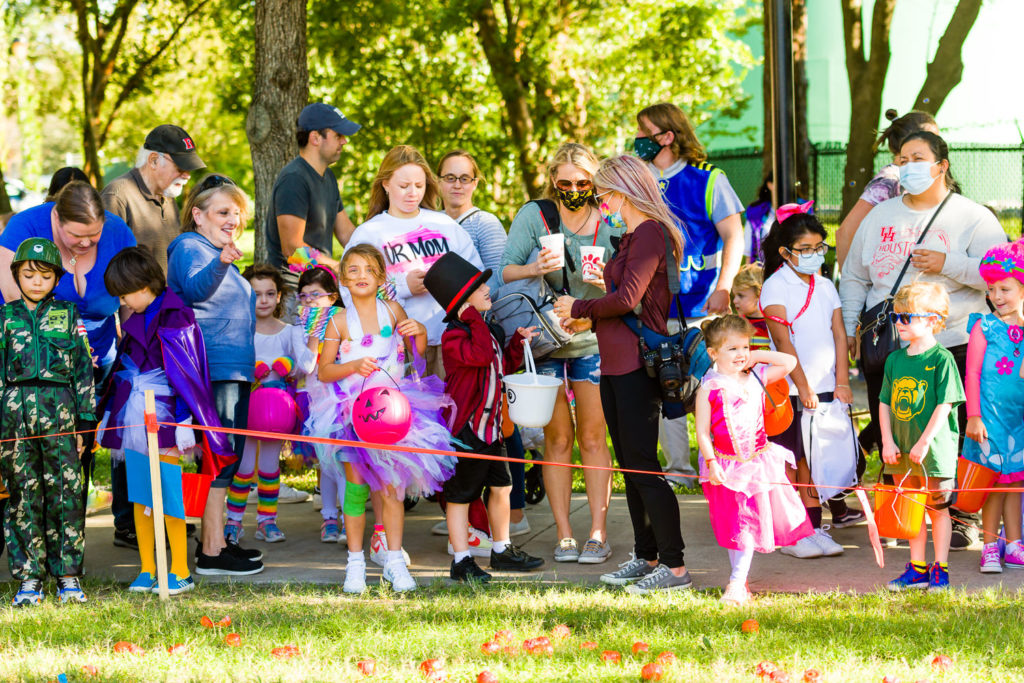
[424,252,493,322]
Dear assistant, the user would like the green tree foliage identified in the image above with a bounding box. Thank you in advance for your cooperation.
[309,0,756,224]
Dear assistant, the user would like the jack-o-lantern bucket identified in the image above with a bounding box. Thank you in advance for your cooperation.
[352,383,412,444]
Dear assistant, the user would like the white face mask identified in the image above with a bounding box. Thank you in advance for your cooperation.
[788,251,825,275]
[899,161,939,195]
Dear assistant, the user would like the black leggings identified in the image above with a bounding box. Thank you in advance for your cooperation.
[601,369,684,567]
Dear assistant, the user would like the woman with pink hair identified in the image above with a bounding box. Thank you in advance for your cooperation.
[963,239,1024,573]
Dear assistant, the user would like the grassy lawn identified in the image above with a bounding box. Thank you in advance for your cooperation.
[1,582,1021,681]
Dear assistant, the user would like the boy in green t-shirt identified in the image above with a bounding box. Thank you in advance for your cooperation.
[879,282,964,592]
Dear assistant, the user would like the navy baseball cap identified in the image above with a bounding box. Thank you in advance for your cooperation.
[297,103,361,136]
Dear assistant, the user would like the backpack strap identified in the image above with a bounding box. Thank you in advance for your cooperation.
[529,198,575,290]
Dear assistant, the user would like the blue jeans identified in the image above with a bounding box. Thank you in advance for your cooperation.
[507,426,526,511]
[211,380,250,488]
[534,354,601,385]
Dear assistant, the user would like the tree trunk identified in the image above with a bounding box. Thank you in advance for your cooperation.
[472,0,545,199]
[840,0,896,218]
[913,0,983,114]
[246,0,309,264]
[0,162,12,215]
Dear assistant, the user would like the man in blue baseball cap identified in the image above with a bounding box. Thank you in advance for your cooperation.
[265,103,362,299]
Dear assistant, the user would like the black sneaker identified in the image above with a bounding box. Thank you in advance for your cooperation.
[194,548,265,576]
[113,527,138,549]
[451,556,492,583]
[950,519,979,550]
[195,539,263,563]
[490,544,544,571]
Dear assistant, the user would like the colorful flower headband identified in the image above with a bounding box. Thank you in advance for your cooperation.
[287,246,337,282]
[979,241,1024,285]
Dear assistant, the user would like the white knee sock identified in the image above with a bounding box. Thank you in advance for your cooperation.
[728,547,754,584]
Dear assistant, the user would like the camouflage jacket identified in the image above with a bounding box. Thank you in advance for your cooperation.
[0,297,97,422]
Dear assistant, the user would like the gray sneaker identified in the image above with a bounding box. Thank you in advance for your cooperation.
[553,537,579,562]
[600,555,655,585]
[577,538,612,564]
[625,564,693,595]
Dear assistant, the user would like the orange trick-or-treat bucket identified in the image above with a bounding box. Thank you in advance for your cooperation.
[873,478,928,540]
[953,458,999,513]
[763,378,794,437]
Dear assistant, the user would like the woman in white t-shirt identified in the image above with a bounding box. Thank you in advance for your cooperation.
[760,208,853,560]
[346,145,483,378]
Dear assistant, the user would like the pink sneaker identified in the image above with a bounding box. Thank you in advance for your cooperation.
[980,543,1003,574]
[1004,542,1024,569]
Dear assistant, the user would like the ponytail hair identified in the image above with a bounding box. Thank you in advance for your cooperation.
[761,213,828,277]
[701,314,755,351]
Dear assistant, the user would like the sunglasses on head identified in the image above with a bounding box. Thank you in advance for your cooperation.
[889,312,940,325]
[197,174,236,192]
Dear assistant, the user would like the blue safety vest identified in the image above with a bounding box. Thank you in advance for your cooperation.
[655,161,723,319]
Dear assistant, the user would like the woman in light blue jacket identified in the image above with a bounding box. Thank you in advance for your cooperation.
[168,174,261,577]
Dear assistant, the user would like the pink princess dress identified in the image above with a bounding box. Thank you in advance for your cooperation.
[700,368,813,553]
[304,299,456,496]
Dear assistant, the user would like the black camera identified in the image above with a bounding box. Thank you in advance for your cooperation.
[641,340,686,401]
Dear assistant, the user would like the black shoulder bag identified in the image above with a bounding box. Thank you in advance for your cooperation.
[857,191,952,376]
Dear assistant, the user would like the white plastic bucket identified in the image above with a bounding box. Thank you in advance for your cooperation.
[503,338,562,428]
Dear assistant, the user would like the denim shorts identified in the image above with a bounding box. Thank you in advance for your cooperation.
[534,353,601,385]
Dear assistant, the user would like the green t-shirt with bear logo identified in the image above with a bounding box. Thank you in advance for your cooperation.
[879,343,964,479]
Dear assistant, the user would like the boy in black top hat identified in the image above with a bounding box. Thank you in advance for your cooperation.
[425,253,544,582]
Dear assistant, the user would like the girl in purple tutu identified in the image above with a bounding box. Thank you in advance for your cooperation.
[307,244,455,594]
[694,315,814,605]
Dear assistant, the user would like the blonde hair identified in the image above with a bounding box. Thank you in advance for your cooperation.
[340,244,387,285]
[592,155,684,262]
[700,314,755,350]
[893,281,949,331]
[180,176,249,238]
[543,142,600,204]
[731,264,764,298]
[366,145,439,220]
[637,103,707,164]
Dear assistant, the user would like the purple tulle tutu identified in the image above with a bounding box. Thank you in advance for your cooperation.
[305,371,456,496]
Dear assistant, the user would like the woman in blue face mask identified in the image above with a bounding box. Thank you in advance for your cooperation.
[838,130,1006,549]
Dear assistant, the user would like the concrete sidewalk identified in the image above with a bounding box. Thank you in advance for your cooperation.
[4,492,1020,595]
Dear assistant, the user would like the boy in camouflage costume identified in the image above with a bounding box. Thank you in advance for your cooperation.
[0,238,96,606]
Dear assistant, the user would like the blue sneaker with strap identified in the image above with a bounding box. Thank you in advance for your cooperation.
[928,562,950,591]
[155,573,195,596]
[887,562,930,591]
[128,572,158,593]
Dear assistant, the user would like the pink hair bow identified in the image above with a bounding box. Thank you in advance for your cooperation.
[775,200,814,223]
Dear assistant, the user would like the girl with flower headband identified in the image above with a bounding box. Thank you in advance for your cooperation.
[964,239,1024,573]
[305,243,455,593]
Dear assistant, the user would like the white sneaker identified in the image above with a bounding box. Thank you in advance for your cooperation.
[383,561,416,592]
[780,534,824,559]
[509,516,531,537]
[343,560,367,594]
[431,520,448,536]
[446,527,493,558]
[370,531,411,567]
[809,527,845,557]
[720,580,750,606]
[278,483,311,504]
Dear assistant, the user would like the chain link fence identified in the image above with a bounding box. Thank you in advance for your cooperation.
[709,143,1024,239]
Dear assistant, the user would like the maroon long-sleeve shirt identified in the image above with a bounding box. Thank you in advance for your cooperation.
[571,219,671,376]
[441,307,525,444]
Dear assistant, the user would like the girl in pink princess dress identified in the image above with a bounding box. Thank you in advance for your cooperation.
[695,315,814,605]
